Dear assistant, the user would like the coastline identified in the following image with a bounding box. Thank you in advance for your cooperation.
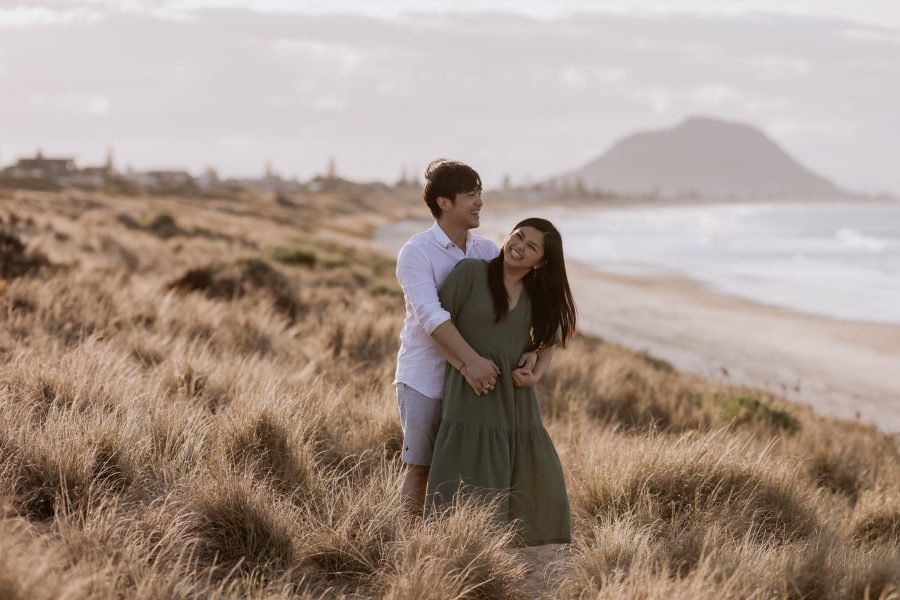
[372,208,900,433]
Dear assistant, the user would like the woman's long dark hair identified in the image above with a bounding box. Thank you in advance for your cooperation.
[487,218,577,349]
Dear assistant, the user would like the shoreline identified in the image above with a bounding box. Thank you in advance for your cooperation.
[371,210,900,433]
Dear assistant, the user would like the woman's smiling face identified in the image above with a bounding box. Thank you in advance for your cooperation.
[503,225,546,270]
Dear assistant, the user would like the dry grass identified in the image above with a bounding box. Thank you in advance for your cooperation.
[1,188,898,598]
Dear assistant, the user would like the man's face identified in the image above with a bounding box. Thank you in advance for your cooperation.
[440,188,483,229]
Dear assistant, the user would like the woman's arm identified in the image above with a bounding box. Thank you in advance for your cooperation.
[511,345,556,388]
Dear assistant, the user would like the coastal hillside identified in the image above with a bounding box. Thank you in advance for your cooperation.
[0,187,898,598]
[552,116,852,200]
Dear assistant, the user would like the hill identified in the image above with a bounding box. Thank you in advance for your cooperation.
[551,116,853,200]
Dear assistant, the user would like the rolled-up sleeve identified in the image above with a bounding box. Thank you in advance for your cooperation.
[396,244,451,335]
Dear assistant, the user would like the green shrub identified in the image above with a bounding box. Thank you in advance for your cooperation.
[721,393,800,432]
[270,246,317,267]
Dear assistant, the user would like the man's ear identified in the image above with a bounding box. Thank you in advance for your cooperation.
[437,195,453,211]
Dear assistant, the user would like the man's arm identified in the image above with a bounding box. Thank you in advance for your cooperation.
[431,321,499,394]
[396,247,498,394]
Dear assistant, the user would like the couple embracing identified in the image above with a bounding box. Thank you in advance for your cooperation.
[393,159,577,546]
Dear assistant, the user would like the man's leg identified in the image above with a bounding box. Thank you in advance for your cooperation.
[401,464,430,520]
[396,383,442,520]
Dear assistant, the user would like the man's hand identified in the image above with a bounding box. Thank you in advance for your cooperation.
[516,350,538,372]
[512,367,539,388]
[461,355,500,395]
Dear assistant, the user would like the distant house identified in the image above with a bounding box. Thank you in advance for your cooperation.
[66,149,116,188]
[0,149,119,189]
[4,151,75,180]
[65,166,110,188]
[134,170,195,192]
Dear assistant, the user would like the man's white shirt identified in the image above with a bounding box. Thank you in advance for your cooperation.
[394,223,500,399]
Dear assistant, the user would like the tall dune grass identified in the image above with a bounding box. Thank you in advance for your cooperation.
[1,189,898,598]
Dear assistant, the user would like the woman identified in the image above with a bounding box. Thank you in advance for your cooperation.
[425,218,577,546]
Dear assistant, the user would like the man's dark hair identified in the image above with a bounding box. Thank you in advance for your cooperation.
[422,159,482,218]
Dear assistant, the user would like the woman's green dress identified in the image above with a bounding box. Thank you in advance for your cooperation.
[425,259,571,545]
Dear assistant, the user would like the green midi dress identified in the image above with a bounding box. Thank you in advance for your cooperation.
[425,259,571,546]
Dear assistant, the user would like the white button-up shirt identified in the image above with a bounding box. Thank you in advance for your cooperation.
[394,223,500,399]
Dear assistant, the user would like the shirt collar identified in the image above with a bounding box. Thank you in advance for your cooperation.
[431,222,474,251]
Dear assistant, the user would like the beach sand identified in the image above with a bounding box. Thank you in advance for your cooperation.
[373,211,900,433]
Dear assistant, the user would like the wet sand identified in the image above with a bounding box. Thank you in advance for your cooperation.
[372,213,900,433]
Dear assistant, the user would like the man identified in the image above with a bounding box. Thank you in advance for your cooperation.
[394,159,535,519]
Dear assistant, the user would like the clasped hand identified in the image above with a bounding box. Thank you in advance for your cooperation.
[463,351,540,395]
[461,355,499,396]
[511,367,539,388]
[512,350,539,388]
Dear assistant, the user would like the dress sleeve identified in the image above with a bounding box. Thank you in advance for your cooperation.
[438,259,482,321]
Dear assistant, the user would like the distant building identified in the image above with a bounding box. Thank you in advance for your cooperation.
[133,170,195,192]
[196,167,220,189]
[0,148,119,189]
[4,150,75,180]
[394,165,421,190]
[66,166,109,188]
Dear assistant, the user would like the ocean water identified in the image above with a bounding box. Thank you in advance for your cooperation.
[545,201,900,324]
[375,201,900,324]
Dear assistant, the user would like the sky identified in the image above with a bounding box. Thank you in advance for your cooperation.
[1,0,899,195]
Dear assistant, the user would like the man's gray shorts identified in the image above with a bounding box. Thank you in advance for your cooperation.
[396,382,441,466]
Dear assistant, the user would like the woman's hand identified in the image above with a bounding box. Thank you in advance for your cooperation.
[513,345,556,388]
[511,367,539,388]
[516,351,538,372]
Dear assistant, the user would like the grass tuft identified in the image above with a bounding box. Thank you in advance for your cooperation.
[270,246,317,267]
[169,258,306,322]
[0,229,52,279]
[185,476,297,579]
[380,495,531,599]
[853,504,900,546]
[222,412,318,498]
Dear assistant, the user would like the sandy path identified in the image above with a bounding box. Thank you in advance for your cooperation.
[372,216,900,433]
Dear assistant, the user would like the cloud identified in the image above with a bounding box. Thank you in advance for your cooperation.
[841,27,900,44]
[765,118,857,138]
[559,66,627,87]
[268,39,365,73]
[313,95,348,113]
[638,88,673,114]
[689,83,740,105]
[30,93,112,116]
[747,55,810,75]
[0,6,105,27]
